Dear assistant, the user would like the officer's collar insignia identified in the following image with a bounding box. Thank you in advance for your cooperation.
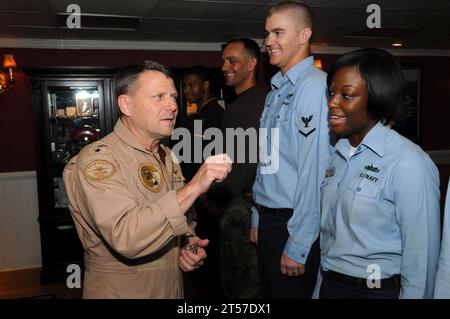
[301,115,313,128]
[93,144,109,154]
[364,164,380,173]
[325,167,335,178]
[139,163,163,192]
[84,160,115,180]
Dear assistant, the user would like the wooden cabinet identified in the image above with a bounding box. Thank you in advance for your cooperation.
[27,69,117,283]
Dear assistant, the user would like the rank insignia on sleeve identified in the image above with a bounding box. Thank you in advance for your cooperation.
[139,163,163,192]
[301,115,313,127]
[299,128,316,137]
[84,160,115,180]
[299,114,316,137]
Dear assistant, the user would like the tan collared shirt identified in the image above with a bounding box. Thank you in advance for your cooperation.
[64,119,194,298]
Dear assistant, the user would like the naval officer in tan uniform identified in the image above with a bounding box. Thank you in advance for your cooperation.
[63,61,232,298]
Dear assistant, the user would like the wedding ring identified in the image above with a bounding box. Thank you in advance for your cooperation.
[186,244,198,254]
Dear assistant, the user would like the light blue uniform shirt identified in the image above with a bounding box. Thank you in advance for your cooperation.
[252,56,332,264]
[434,179,450,298]
[319,123,440,298]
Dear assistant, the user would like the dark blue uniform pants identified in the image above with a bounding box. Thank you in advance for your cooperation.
[258,212,320,299]
[319,271,401,299]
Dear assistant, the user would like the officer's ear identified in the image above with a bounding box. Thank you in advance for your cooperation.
[118,94,132,116]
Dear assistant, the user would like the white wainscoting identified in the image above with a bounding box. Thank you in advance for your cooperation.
[0,171,41,271]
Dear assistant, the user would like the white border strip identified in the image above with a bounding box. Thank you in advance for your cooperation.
[1,38,449,56]
[0,171,36,179]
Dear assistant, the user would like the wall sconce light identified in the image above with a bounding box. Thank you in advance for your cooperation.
[0,54,17,94]
[314,59,323,70]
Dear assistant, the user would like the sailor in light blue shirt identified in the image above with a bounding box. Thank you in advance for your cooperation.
[252,55,331,259]
[251,2,332,298]
[318,123,440,298]
[315,48,440,299]
[434,179,450,298]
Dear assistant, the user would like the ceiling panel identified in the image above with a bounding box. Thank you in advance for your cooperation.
[270,0,366,7]
[185,0,265,3]
[0,0,449,49]
[0,26,60,39]
[0,13,56,27]
[152,0,259,20]
[380,10,450,29]
[219,21,266,37]
[139,19,226,33]
[313,7,366,25]
[373,0,450,11]
[47,0,160,16]
[238,6,271,21]
[0,0,49,12]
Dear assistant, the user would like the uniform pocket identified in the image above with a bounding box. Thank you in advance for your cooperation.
[348,179,380,198]
[347,167,385,199]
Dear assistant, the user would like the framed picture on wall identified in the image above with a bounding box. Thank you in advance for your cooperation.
[76,95,93,117]
[399,65,422,144]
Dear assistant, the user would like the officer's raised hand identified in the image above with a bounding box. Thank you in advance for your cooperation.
[175,154,232,213]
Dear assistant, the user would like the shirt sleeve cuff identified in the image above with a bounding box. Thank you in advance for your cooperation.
[251,206,259,228]
[157,190,190,236]
[284,236,310,264]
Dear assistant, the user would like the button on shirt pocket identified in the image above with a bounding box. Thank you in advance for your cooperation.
[348,169,384,199]
[352,179,380,198]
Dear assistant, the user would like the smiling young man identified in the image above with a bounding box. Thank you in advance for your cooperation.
[63,61,232,298]
[251,1,333,298]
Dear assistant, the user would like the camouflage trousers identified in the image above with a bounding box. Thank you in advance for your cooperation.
[219,195,265,299]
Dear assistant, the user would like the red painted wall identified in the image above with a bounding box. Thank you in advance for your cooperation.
[0,48,449,172]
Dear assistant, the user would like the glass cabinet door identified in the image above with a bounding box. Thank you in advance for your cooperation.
[45,81,106,211]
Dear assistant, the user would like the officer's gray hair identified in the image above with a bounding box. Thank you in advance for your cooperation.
[115,60,174,99]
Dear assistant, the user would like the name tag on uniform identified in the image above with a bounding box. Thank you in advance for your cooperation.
[359,164,381,183]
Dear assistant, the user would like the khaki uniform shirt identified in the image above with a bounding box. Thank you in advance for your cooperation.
[63,119,194,298]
